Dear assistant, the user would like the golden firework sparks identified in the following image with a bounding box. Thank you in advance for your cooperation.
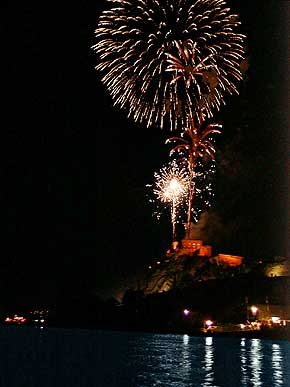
[93,0,246,130]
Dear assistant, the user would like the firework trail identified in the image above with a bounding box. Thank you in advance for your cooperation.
[93,0,246,130]
[166,114,221,235]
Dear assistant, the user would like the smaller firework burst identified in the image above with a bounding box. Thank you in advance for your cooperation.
[152,161,189,241]
[188,159,217,224]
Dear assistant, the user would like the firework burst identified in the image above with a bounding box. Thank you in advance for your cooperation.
[93,0,246,130]
[152,161,189,241]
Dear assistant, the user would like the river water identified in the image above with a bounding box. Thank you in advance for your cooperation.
[0,326,289,386]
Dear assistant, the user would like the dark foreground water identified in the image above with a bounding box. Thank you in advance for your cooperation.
[0,326,290,387]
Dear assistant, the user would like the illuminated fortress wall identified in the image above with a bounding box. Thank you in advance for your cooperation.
[181,239,212,257]
[265,259,290,277]
[217,254,243,267]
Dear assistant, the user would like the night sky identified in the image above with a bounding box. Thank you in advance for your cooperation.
[2,1,289,302]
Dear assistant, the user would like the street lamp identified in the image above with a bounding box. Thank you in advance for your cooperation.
[251,306,258,320]
[205,320,213,328]
[203,319,214,332]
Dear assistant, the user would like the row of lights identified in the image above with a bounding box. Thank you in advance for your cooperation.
[184,307,285,331]
[5,314,26,324]
[4,314,46,326]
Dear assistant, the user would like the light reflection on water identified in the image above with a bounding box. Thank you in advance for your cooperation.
[272,343,283,386]
[181,334,191,372]
[250,338,263,386]
[240,336,286,387]
[0,327,289,387]
[202,336,215,387]
[241,337,249,386]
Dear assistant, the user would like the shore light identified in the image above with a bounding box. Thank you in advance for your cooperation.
[271,316,280,324]
[205,320,213,328]
[251,306,258,317]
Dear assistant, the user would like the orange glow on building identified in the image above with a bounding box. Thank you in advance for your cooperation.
[182,239,202,250]
[218,254,243,267]
[181,239,212,257]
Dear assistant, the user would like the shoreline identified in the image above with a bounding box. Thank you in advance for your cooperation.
[102,325,290,342]
[2,322,290,342]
